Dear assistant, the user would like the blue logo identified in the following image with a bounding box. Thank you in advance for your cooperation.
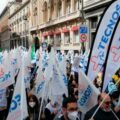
[79,85,92,106]
[80,26,88,34]
[9,94,21,112]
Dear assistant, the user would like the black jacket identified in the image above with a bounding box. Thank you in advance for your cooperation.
[84,105,118,120]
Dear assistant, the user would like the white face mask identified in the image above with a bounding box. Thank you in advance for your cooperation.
[68,111,78,120]
[29,102,36,108]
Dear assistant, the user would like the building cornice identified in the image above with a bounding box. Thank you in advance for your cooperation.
[84,0,112,12]
[9,0,30,19]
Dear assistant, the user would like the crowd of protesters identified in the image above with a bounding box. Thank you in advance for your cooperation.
[0,45,120,120]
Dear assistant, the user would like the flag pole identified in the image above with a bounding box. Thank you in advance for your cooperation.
[90,78,120,120]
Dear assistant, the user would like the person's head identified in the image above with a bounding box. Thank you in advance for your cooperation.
[50,100,59,108]
[28,94,39,108]
[98,93,112,112]
[62,97,78,120]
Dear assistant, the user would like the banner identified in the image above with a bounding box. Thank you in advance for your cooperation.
[72,55,80,73]
[7,55,28,120]
[44,48,68,98]
[33,56,45,98]
[78,70,100,113]
[102,22,120,91]
[0,89,7,108]
[87,0,120,81]
[0,52,14,89]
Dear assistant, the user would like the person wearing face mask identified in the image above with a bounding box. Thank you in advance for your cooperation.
[26,94,39,120]
[84,92,118,120]
[58,97,81,120]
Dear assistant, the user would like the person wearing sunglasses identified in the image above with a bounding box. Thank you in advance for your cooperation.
[84,92,118,120]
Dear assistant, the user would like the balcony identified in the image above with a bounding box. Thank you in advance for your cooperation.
[30,11,81,31]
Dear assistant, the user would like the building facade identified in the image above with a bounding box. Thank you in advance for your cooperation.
[84,0,112,48]
[0,7,11,50]
[0,0,114,51]
[30,0,89,53]
[9,0,30,49]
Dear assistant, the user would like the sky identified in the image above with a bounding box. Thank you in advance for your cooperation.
[0,0,8,14]
[0,0,14,14]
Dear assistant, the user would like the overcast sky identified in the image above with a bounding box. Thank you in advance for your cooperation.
[0,0,8,14]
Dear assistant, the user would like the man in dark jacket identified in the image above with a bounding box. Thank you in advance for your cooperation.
[58,97,81,120]
[84,92,119,120]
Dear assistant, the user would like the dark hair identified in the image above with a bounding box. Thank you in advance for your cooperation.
[62,97,77,108]
[47,44,51,53]
[28,94,39,108]
[110,91,119,99]
[97,94,101,102]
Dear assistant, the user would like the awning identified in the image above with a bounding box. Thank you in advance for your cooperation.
[42,32,48,37]
[62,27,69,33]
[55,30,61,35]
[71,26,79,31]
[48,31,54,36]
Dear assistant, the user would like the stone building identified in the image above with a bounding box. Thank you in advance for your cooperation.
[30,0,89,53]
[0,7,11,50]
[9,0,30,49]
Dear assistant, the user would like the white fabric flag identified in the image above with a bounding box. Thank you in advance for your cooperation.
[7,55,28,120]
[103,22,120,91]
[87,0,120,81]
[23,51,31,89]
[44,48,68,98]
[78,70,100,113]
[72,56,80,72]
[0,89,7,108]
[0,51,14,89]
[50,65,68,96]
[33,56,45,98]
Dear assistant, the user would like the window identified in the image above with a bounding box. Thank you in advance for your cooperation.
[26,36,29,49]
[74,0,78,11]
[44,36,48,43]
[91,17,98,29]
[50,0,54,20]
[57,0,62,17]
[64,32,70,44]
[73,30,79,43]
[55,34,61,46]
[43,2,48,22]
[66,0,71,14]
[49,35,54,45]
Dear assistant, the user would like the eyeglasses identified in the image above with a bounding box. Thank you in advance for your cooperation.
[104,101,111,105]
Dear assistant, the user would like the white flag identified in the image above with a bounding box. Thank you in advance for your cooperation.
[0,51,14,89]
[78,70,100,113]
[87,1,120,81]
[33,56,45,98]
[102,22,120,91]
[7,55,28,120]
